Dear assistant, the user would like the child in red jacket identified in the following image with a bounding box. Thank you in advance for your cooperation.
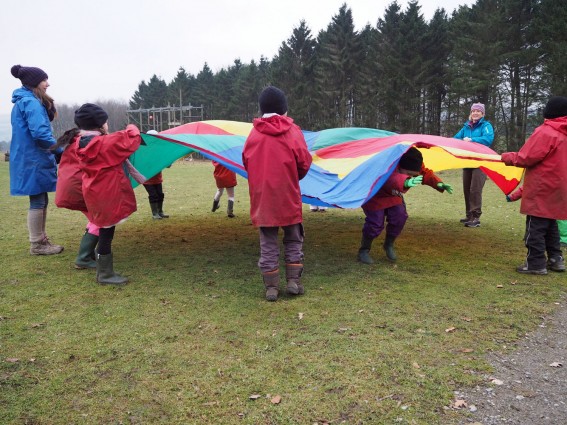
[242,86,312,301]
[52,103,142,285]
[211,161,237,218]
[142,130,169,220]
[501,96,567,275]
[358,147,453,264]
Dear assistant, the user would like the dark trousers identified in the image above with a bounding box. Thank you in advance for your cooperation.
[258,224,304,273]
[144,183,164,203]
[524,215,562,270]
[462,168,487,218]
[97,226,116,256]
[362,203,408,239]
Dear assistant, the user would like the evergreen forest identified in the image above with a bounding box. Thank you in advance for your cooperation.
[128,0,567,152]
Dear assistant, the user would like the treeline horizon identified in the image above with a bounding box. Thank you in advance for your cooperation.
[14,0,567,154]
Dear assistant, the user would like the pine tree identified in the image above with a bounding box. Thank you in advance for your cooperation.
[314,4,363,128]
[271,20,317,128]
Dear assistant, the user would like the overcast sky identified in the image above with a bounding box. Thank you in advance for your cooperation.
[1,0,474,139]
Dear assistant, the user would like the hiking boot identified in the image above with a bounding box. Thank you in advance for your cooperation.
[464,218,481,228]
[516,263,547,275]
[459,216,471,223]
[548,256,565,272]
[30,237,64,255]
[285,263,304,295]
[262,269,280,301]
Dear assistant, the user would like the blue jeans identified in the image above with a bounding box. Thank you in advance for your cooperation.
[29,193,48,210]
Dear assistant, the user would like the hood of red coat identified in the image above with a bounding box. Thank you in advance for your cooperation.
[252,115,294,136]
[543,116,567,136]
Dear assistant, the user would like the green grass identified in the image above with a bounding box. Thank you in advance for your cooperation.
[0,161,564,424]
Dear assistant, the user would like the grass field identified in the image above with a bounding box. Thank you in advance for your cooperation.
[0,160,564,424]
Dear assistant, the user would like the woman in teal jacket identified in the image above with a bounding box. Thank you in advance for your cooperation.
[454,102,494,228]
[10,64,63,255]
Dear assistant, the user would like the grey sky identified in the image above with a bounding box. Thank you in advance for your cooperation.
[1,0,474,140]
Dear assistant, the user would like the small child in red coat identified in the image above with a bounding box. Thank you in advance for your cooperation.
[52,103,142,285]
[211,161,237,218]
[358,147,453,264]
[242,86,312,301]
[506,184,565,273]
[143,130,169,220]
[501,96,567,275]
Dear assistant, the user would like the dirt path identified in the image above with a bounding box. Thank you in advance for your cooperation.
[457,295,567,424]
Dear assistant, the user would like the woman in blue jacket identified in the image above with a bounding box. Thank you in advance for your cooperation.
[454,102,494,228]
[10,64,63,255]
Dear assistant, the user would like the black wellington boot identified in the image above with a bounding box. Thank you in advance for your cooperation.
[96,252,128,286]
[150,202,162,219]
[357,235,374,264]
[75,231,98,269]
[227,200,235,218]
[158,200,169,218]
[383,234,397,262]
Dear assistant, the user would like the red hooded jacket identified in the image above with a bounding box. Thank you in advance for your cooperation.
[76,125,141,227]
[212,161,237,188]
[363,165,443,211]
[55,138,89,215]
[242,115,312,227]
[501,117,567,220]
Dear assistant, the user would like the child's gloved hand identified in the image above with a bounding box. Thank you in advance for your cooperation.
[437,182,453,194]
[404,175,423,188]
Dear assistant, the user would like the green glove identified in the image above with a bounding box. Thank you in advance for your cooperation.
[404,175,423,188]
[437,182,453,194]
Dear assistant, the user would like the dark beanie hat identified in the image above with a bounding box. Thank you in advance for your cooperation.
[259,86,288,115]
[74,103,109,130]
[543,96,567,119]
[11,64,48,88]
[398,147,423,172]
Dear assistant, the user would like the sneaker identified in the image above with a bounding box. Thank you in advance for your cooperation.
[464,218,481,228]
[548,256,565,272]
[516,263,547,275]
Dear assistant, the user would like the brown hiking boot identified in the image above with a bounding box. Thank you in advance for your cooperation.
[30,237,64,255]
[262,269,280,301]
[285,263,304,295]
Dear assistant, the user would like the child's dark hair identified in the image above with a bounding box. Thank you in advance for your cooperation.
[51,128,80,151]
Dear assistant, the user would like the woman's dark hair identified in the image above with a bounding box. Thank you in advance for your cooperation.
[51,128,80,151]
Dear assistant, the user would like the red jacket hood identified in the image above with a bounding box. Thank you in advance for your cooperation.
[252,115,294,136]
[543,116,567,136]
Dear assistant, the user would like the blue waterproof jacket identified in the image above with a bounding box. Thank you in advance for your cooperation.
[454,117,494,147]
[10,87,58,195]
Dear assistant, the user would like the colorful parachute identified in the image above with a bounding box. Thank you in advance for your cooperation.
[129,120,523,209]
